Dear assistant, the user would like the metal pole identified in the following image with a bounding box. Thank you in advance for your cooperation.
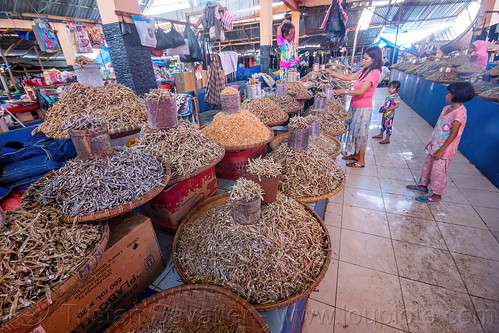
[189,62,201,125]
[34,46,45,71]
[392,7,402,65]
[0,46,19,90]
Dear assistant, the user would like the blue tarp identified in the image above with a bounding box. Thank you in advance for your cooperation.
[376,37,419,56]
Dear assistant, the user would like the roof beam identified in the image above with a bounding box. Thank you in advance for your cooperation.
[4,39,23,55]
[10,11,100,24]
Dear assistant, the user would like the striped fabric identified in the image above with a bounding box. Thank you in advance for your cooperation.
[221,9,234,31]
[321,0,348,30]
[204,54,225,106]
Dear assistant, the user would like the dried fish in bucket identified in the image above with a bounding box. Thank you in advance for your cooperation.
[287,82,312,100]
[175,193,328,304]
[0,206,105,324]
[246,78,260,85]
[288,116,310,130]
[74,55,97,65]
[230,178,263,202]
[22,147,165,216]
[230,179,263,225]
[133,121,225,179]
[247,157,281,180]
[268,93,302,111]
[62,113,107,132]
[221,87,240,95]
[310,110,347,136]
[241,97,288,126]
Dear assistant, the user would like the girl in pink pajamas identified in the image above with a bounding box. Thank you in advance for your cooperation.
[406,82,475,202]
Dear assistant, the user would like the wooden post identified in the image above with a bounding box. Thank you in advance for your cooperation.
[0,73,13,99]
[350,28,360,68]
[0,46,19,90]
[189,62,201,125]
[291,10,300,50]
[34,46,45,71]
[392,8,402,65]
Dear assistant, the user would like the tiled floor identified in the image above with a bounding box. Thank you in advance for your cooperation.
[302,88,499,333]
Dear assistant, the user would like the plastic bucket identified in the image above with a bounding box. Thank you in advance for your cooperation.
[69,125,114,160]
[145,98,178,129]
[246,83,262,100]
[276,83,288,97]
[309,120,320,138]
[288,127,310,151]
[324,87,335,99]
[314,96,327,110]
[313,63,320,72]
[221,94,241,114]
[245,173,280,204]
[231,197,261,225]
[287,71,299,82]
[73,64,104,87]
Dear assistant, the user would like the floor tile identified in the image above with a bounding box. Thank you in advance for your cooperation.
[474,206,499,231]
[340,229,398,275]
[334,307,407,332]
[400,278,483,333]
[379,178,420,197]
[470,296,499,333]
[302,299,336,333]
[387,214,447,249]
[453,253,499,302]
[344,187,385,212]
[438,222,499,261]
[376,166,416,182]
[461,188,499,209]
[324,202,343,227]
[439,185,471,205]
[374,155,409,169]
[342,205,391,238]
[492,230,499,243]
[346,163,379,177]
[392,240,466,292]
[345,174,381,192]
[428,202,488,229]
[326,225,341,260]
[448,161,484,177]
[330,189,344,204]
[336,262,407,330]
[450,174,497,192]
[382,193,434,220]
[309,260,338,306]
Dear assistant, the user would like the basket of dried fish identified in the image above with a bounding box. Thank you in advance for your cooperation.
[0,206,109,332]
[270,133,342,159]
[472,80,498,95]
[268,94,304,114]
[201,110,274,152]
[241,97,289,127]
[21,147,170,223]
[245,157,282,204]
[486,66,499,76]
[173,192,331,312]
[133,122,225,186]
[310,110,349,137]
[287,82,313,100]
[426,70,459,83]
[454,62,485,74]
[325,99,351,121]
[104,284,270,333]
[478,86,499,102]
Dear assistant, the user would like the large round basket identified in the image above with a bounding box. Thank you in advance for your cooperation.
[270,132,342,158]
[22,164,171,223]
[338,112,352,121]
[426,79,458,84]
[1,223,110,333]
[285,102,304,115]
[104,284,269,333]
[478,94,499,103]
[172,193,332,312]
[323,122,349,137]
[264,112,289,127]
[297,177,346,203]
[223,126,274,152]
[52,124,142,140]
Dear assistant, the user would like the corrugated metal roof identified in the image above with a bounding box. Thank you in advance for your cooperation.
[0,0,100,21]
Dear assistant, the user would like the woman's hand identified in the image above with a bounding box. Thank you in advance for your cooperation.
[325,69,337,77]
[333,89,344,95]
[432,149,444,160]
[282,19,291,24]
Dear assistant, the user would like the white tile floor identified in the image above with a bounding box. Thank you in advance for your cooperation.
[302,88,499,333]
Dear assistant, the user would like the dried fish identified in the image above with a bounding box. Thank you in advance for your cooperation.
[455,62,485,74]
[221,87,239,95]
[309,110,347,136]
[315,92,326,98]
[288,116,310,130]
[230,178,263,202]
[22,147,165,216]
[246,78,260,85]
[287,82,312,100]
[276,79,287,84]
[247,157,281,179]
[62,113,106,132]
[145,89,174,100]
[272,135,341,158]
[176,194,328,304]
[426,70,459,82]
[137,317,244,333]
[133,122,225,179]
[241,97,288,125]
[0,206,104,323]
[480,86,499,98]
[487,66,499,76]
[268,93,302,111]
[472,81,497,94]
[74,55,96,65]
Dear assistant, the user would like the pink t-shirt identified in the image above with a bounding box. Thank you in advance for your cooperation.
[350,69,381,108]
[424,105,467,160]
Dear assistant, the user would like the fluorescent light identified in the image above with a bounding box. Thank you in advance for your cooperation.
[273,13,286,20]
[357,7,375,31]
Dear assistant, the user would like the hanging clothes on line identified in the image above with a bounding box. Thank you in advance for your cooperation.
[219,51,238,76]
[132,15,157,47]
[201,1,225,42]
[321,0,348,48]
[205,53,225,106]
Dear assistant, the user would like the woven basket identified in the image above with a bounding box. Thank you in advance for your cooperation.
[338,113,352,121]
[478,94,499,103]
[323,123,348,137]
[297,177,346,203]
[1,223,110,333]
[223,126,274,152]
[426,79,458,84]
[264,112,289,127]
[172,193,332,312]
[285,102,304,115]
[104,284,269,333]
[52,125,142,140]
[215,145,267,180]
[270,133,342,158]
[22,164,171,223]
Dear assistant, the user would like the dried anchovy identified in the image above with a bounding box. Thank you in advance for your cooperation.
[480,86,499,98]
[324,99,350,119]
[74,55,96,65]
[300,71,319,81]
[487,66,499,76]
[268,145,345,199]
[35,83,147,138]
[247,157,282,179]
[455,62,485,74]
[136,317,243,333]
[62,113,106,132]
[273,135,341,158]
[310,110,347,136]
[426,71,459,82]
[305,115,320,124]
[315,92,326,98]
[268,94,301,110]
[472,81,498,94]
[221,87,239,95]
[241,97,288,125]
[22,147,164,216]
[176,194,327,304]
[287,82,312,100]
[0,206,104,323]
[276,79,287,84]
[288,116,310,130]
[133,122,225,179]
[246,78,260,85]
[145,89,174,100]
[230,178,263,202]
[441,55,471,67]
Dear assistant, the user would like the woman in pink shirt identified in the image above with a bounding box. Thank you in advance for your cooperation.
[470,40,488,70]
[325,46,383,168]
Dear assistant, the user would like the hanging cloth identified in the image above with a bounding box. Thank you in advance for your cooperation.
[132,15,157,47]
[321,0,348,29]
[204,54,225,106]
[221,9,234,31]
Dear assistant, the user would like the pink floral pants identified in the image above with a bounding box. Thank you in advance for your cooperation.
[418,154,451,196]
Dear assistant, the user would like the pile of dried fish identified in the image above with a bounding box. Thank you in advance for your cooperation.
[305,115,320,124]
[415,62,442,77]
[241,97,288,126]
[133,122,224,179]
[330,62,352,74]
[324,99,350,119]
[221,87,239,95]
[246,78,260,85]
[22,147,165,216]
[139,318,242,333]
[472,81,498,94]
[288,116,310,130]
[62,114,106,132]
[268,145,345,198]
[301,71,319,81]
[247,157,282,179]
[426,71,459,82]
[230,178,263,202]
[311,110,347,136]
[74,55,96,65]
[287,82,312,99]
[455,62,485,74]
[315,92,326,98]
[0,206,104,323]
[276,79,287,84]
[175,194,328,304]
[441,55,471,67]
[145,89,174,99]
[479,86,499,99]
[487,66,499,76]
[201,110,270,147]
[268,94,302,111]
[35,83,147,138]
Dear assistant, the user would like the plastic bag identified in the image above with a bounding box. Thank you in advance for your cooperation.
[166,39,190,56]
[154,27,170,50]
[164,23,185,49]
[180,23,204,63]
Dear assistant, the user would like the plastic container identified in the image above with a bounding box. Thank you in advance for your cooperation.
[288,127,310,151]
[313,63,320,72]
[309,119,321,138]
[73,64,104,87]
[287,71,299,82]
[314,96,327,110]
[324,87,335,99]
[68,125,114,160]
[221,93,240,114]
[231,197,261,225]
[145,98,178,129]
[215,145,268,180]
[320,64,326,70]
[246,83,262,100]
[276,83,288,97]
[245,173,280,204]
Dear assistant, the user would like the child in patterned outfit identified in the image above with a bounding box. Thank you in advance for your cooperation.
[277,20,299,79]
[406,82,475,202]
[372,81,401,144]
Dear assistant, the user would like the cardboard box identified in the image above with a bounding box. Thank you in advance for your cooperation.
[35,213,165,333]
[141,167,218,232]
[15,111,35,122]
[174,71,207,93]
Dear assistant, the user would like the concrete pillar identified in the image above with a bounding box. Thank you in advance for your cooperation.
[96,0,156,95]
[259,0,273,74]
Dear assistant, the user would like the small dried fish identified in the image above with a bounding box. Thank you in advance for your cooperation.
[74,55,96,65]
[268,94,302,111]
[472,81,497,94]
[230,178,263,202]
[247,157,282,179]
[221,87,239,95]
[276,79,287,84]
[287,82,312,100]
[426,71,459,82]
[455,62,485,74]
[305,115,320,124]
[62,113,106,132]
[480,86,499,98]
[138,316,244,332]
[273,135,342,158]
[246,78,260,85]
[145,89,174,100]
[241,97,288,125]
[310,110,347,136]
[288,116,310,130]
[315,92,326,98]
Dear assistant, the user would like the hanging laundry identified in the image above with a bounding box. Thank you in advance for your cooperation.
[205,54,225,106]
[219,51,238,75]
[321,0,348,48]
[201,1,225,42]
[221,9,234,31]
[132,15,157,48]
